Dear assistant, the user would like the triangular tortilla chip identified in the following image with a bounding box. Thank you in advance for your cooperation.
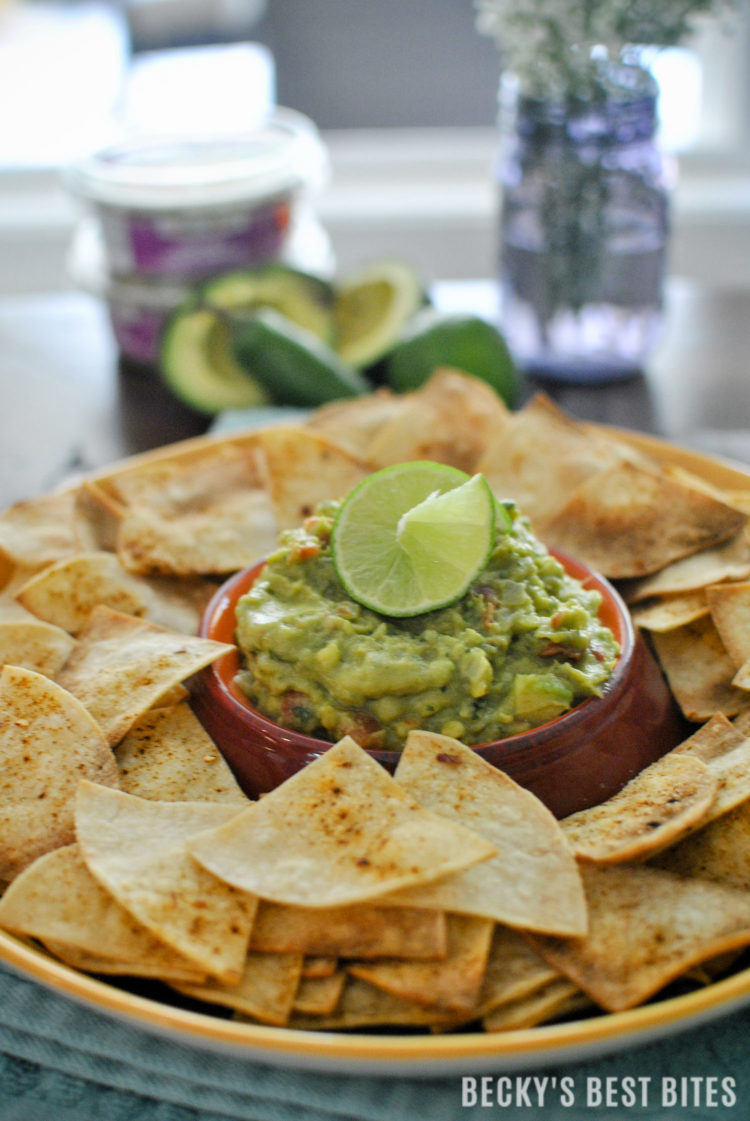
[625,523,750,603]
[288,976,455,1030]
[55,605,233,746]
[652,616,750,722]
[76,782,254,982]
[561,752,717,863]
[0,665,118,881]
[476,393,634,527]
[0,619,76,677]
[364,369,510,473]
[542,460,746,579]
[101,439,278,577]
[0,845,205,982]
[528,862,750,1011]
[115,702,247,804]
[673,714,750,823]
[254,426,368,529]
[708,582,750,669]
[249,900,447,959]
[188,736,496,907]
[630,590,709,633]
[16,551,214,637]
[385,731,587,935]
[306,387,409,457]
[174,952,304,1026]
[0,491,80,570]
[348,914,494,1015]
[654,800,750,890]
[483,978,590,1032]
[293,970,346,1015]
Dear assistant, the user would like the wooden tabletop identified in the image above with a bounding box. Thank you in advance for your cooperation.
[1,277,749,510]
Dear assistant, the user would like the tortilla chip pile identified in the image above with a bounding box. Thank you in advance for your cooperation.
[2,368,750,1033]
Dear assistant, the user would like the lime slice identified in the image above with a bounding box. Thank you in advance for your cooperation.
[333,260,425,369]
[331,462,497,617]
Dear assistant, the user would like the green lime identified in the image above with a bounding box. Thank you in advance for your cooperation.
[331,462,496,617]
[333,259,426,369]
[385,308,521,406]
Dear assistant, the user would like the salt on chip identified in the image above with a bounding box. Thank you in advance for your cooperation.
[174,952,304,1026]
[527,862,750,1011]
[54,605,234,747]
[253,426,368,529]
[347,914,494,1015]
[386,731,587,935]
[0,619,76,677]
[561,752,717,863]
[0,665,119,881]
[75,782,255,982]
[0,845,205,982]
[249,900,447,959]
[541,460,747,579]
[651,616,750,722]
[115,702,247,804]
[188,736,496,907]
[16,551,214,637]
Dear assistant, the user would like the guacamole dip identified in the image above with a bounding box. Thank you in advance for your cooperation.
[234,500,619,750]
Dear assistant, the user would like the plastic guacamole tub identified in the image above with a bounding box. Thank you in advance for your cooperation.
[65,109,331,364]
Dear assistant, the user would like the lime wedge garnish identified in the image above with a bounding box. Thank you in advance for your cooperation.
[331,462,497,617]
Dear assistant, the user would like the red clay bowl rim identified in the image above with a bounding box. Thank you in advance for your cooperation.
[197,548,635,765]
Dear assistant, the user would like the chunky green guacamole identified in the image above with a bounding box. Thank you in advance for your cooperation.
[234,500,619,750]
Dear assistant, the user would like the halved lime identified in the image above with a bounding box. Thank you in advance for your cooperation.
[333,260,425,369]
[331,462,496,617]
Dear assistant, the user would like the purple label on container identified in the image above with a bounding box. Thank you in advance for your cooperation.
[127,200,290,278]
[109,303,167,366]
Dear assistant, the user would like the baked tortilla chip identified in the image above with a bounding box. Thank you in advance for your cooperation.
[0,490,79,571]
[254,426,368,529]
[654,800,750,890]
[55,605,233,747]
[528,862,750,1011]
[542,461,746,579]
[188,736,496,907]
[288,976,455,1030]
[16,551,214,637]
[364,369,510,473]
[0,619,76,677]
[386,731,587,935]
[0,665,118,881]
[477,393,633,528]
[709,582,750,669]
[72,478,125,552]
[115,702,247,804]
[673,714,750,823]
[483,978,590,1032]
[174,952,304,1026]
[0,845,205,982]
[630,590,709,633]
[651,616,750,722]
[306,387,410,457]
[561,752,717,863]
[293,970,346,1015]
[250,900,447,959]
[625,524,750,603]
[102,439,277,577]
[76,782,254,982]
[348,914,494,1015]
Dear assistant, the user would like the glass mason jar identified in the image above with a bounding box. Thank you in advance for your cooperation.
[497,66,671,383]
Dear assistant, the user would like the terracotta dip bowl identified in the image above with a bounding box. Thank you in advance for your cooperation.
[191,551,685,818]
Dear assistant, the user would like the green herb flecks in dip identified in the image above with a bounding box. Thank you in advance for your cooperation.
[234,500,619,750]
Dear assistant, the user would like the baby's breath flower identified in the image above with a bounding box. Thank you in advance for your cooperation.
[475,0,738,97]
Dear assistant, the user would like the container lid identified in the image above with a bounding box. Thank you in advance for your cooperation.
[64,108,328,211]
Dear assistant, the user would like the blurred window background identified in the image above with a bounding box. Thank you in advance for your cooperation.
[0,0,748,291]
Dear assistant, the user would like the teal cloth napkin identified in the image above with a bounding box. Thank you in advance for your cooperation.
[1,962,749,1121]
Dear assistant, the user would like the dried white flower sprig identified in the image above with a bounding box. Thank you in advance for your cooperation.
[475,0,739,98]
